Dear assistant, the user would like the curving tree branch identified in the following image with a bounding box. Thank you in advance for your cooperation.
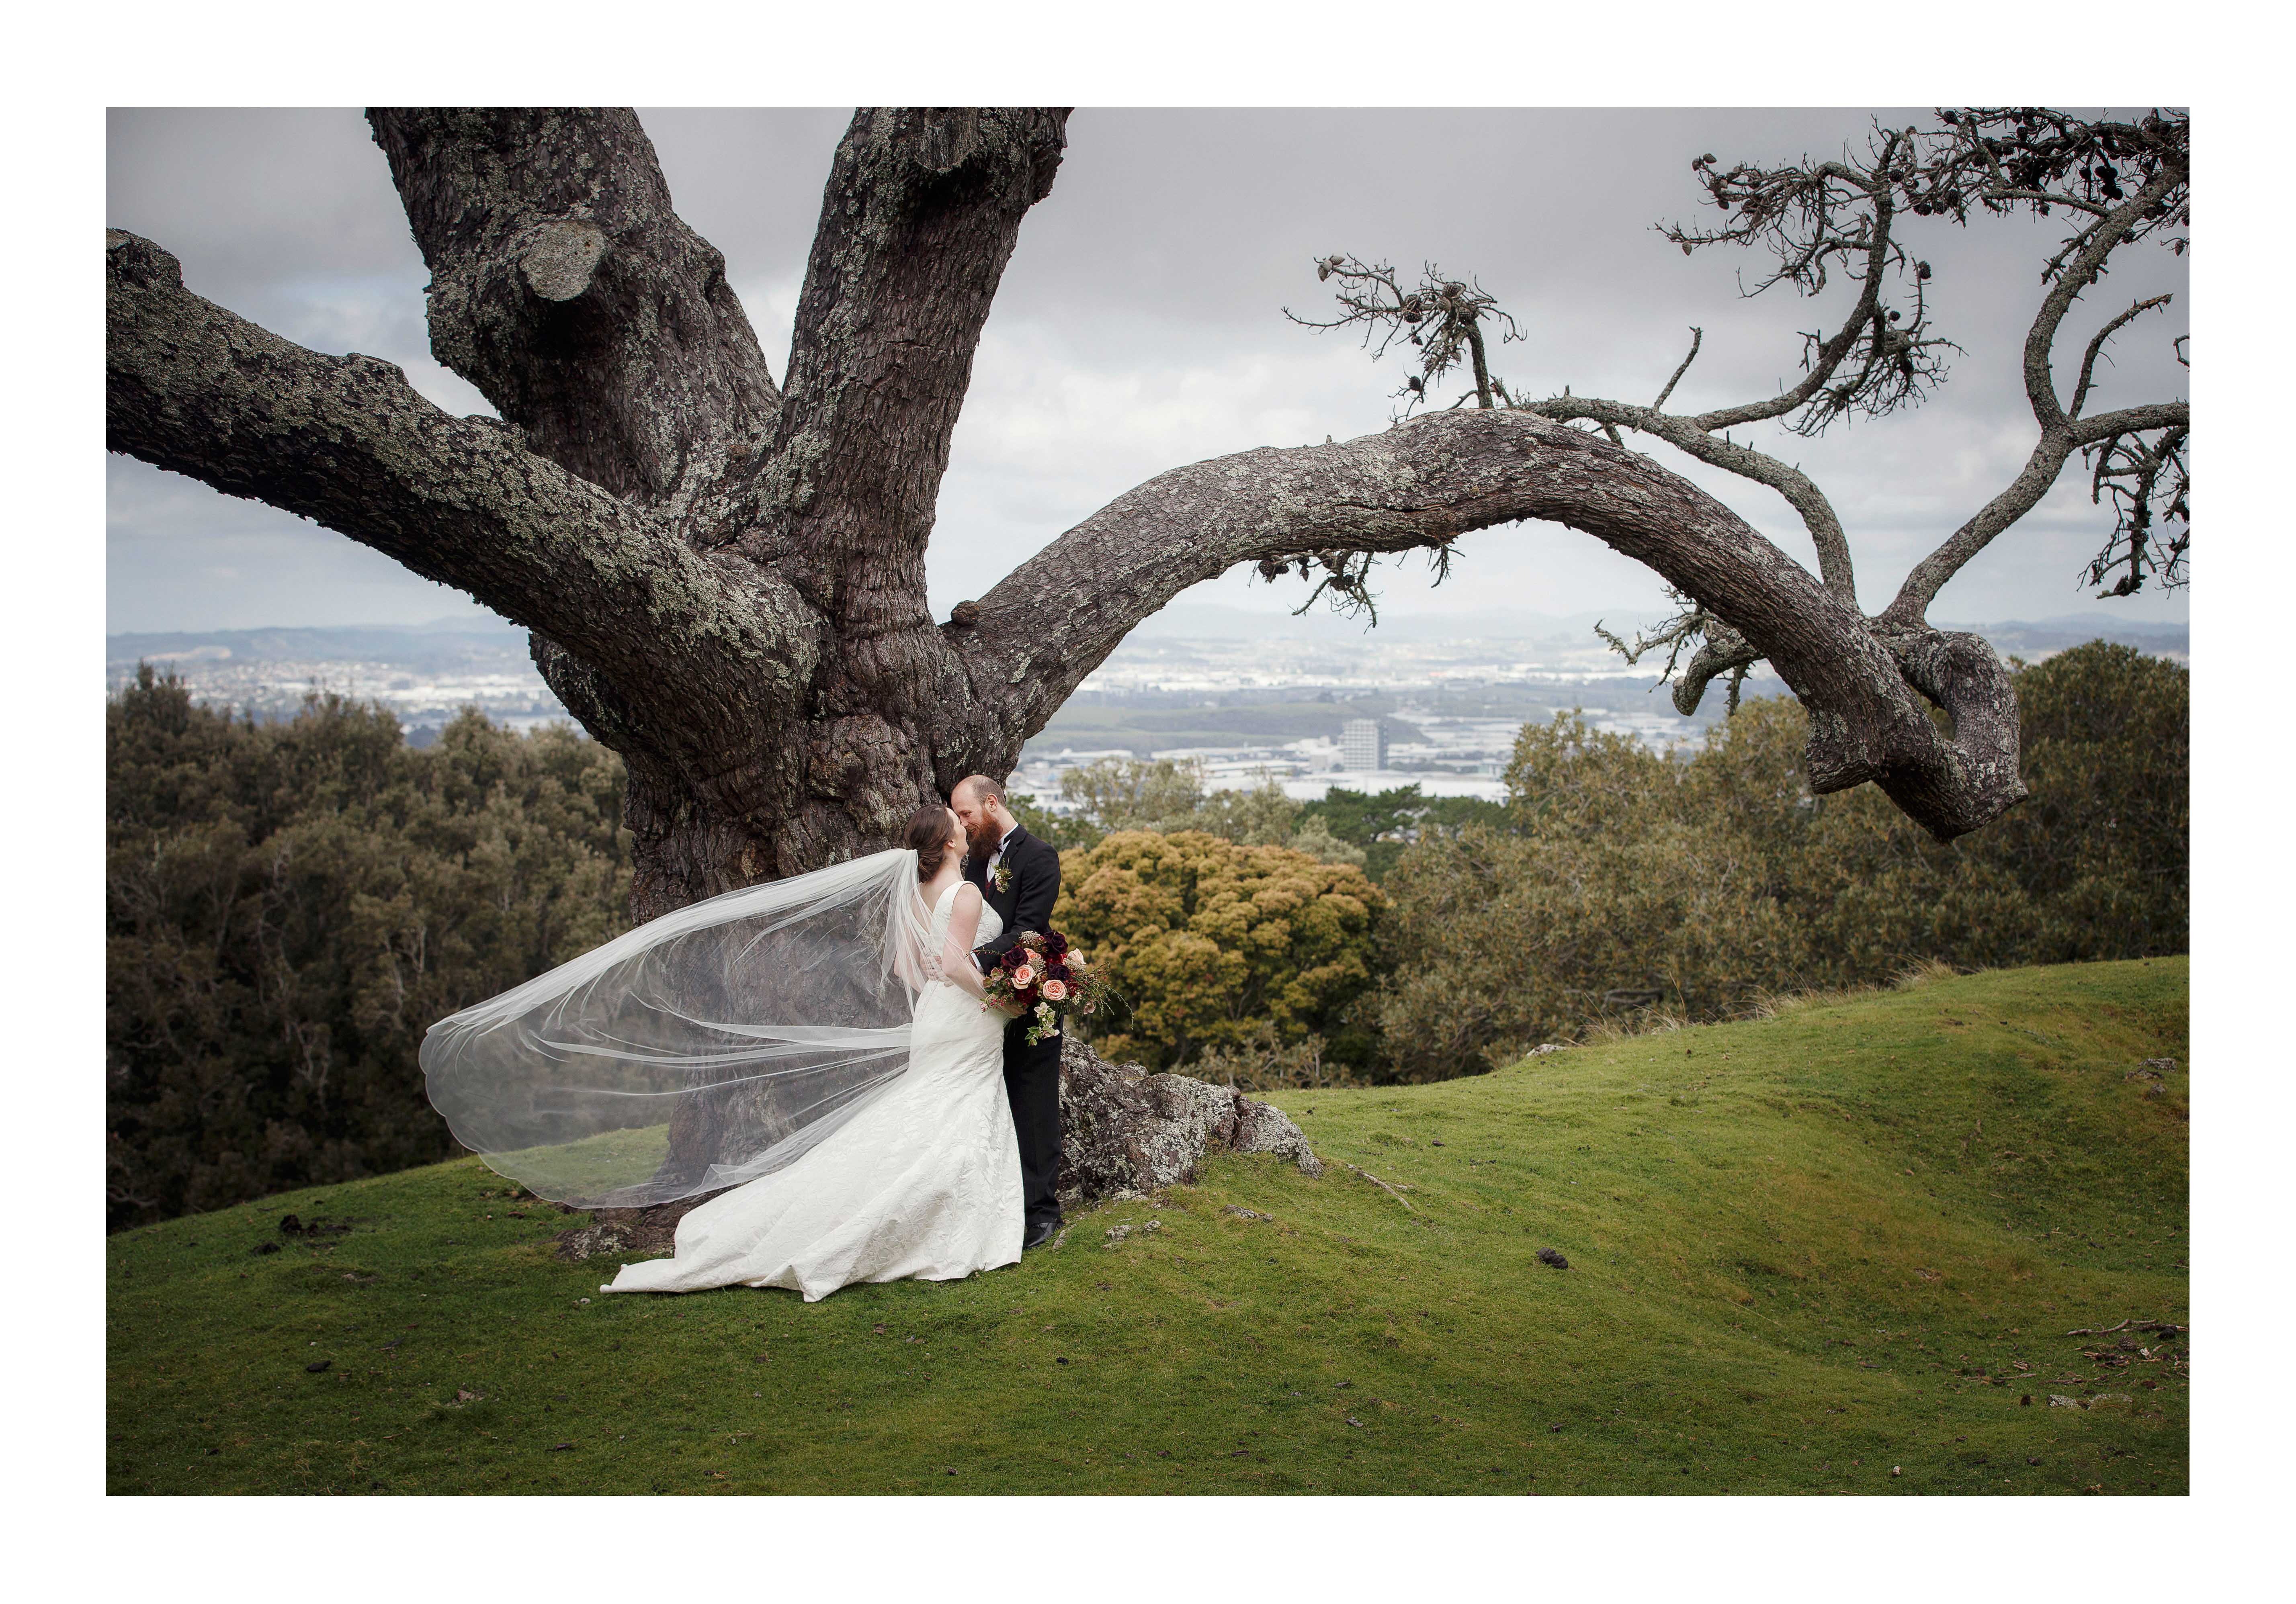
[1521,391,1859,608]
[950,408,2024,839]
[2017,160,2187,436]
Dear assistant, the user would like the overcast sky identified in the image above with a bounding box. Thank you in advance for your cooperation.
[105,107,2190,637]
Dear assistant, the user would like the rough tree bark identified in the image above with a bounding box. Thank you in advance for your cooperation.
[108,109,2152,978]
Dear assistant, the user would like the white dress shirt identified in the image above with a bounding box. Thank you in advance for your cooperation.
[982,822,1019,887]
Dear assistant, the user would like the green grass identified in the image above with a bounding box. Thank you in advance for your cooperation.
[108,958,2187,1495]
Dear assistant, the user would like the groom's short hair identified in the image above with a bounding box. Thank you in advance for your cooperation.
[956,774,1006,808]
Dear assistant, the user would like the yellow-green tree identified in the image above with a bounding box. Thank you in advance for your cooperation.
[1053,829,1383,1070]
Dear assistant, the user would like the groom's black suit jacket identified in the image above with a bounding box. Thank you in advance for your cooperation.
[963,824,1065,1225]
[965,824,1061,971]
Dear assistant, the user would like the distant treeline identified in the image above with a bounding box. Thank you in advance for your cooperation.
[108,641,2185,1226]
[107,669,631,1232]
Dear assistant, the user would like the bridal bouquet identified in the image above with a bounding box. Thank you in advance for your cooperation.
[983,930,1105,1046]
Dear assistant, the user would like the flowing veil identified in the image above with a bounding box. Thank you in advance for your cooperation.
[419,847,936,1209]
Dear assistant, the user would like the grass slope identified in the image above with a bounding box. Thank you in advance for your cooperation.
[109,959,2187,1495]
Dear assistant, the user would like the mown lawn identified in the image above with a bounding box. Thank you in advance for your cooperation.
[107,958,2187,1495]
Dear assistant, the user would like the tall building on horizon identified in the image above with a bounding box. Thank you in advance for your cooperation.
[1340,717,1385,772]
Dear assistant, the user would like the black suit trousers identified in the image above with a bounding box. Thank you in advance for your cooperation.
[965,825,1068,1227]
[1004,1023,1063,1226]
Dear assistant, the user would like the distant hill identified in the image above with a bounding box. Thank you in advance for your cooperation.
[105,611,2183,749]
[107,616,535,673]
[1938,615,2188,662]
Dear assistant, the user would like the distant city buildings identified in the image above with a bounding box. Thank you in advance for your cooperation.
[1340,718,1385,772]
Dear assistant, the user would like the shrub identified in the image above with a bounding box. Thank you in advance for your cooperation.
[1053,829,1384,1071]
[1192,1026,1368,1094]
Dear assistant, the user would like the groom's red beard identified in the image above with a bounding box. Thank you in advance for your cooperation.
[964,822,1001,858]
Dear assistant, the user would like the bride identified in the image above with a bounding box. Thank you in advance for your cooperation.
[418,804,1025,1301]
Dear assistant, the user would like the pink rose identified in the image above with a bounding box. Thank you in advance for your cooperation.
[1012,964,1038,989]
[1041,979,1069,1002]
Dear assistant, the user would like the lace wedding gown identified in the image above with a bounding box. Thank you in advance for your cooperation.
[599,881,1024,1300]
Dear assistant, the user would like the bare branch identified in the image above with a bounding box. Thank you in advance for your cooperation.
[2019,160,2188,433]
[1876,399,2179,624]
[2070,400,2190,448]
[2071,295,2173,419]
[1663,127,1942,438]
[952,409,2026,839]
[1285,256,1522,415]
[2081,424,2189,596]
[1882,434,2080,625]
[1651,327,1702,409]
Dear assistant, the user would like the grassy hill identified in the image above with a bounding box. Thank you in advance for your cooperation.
[107,959,2187,1495]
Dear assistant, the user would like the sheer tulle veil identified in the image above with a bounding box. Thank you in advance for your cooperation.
[419,847,937,1208]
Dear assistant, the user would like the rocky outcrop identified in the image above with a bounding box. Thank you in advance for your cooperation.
[554,1035,1323,1260]
[553,1191,724,1263]
[1055,1035,1322,1211]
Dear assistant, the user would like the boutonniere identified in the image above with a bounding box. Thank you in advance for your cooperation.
[993,861,1013,895]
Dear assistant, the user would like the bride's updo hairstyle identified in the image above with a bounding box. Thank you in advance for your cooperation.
[902,803,961,882]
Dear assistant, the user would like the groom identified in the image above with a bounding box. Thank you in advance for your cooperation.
[952,775,1065,1250]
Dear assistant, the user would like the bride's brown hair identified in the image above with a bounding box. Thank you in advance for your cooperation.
[902,803,961,881]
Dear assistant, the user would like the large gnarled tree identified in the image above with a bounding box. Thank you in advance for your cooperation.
[108,107,2189,925]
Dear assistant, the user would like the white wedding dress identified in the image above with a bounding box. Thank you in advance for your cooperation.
[598,881,1024,1300]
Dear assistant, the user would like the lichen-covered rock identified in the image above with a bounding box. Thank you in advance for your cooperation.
[554,1191,725,1262]
[1054,1034,1322,1212]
